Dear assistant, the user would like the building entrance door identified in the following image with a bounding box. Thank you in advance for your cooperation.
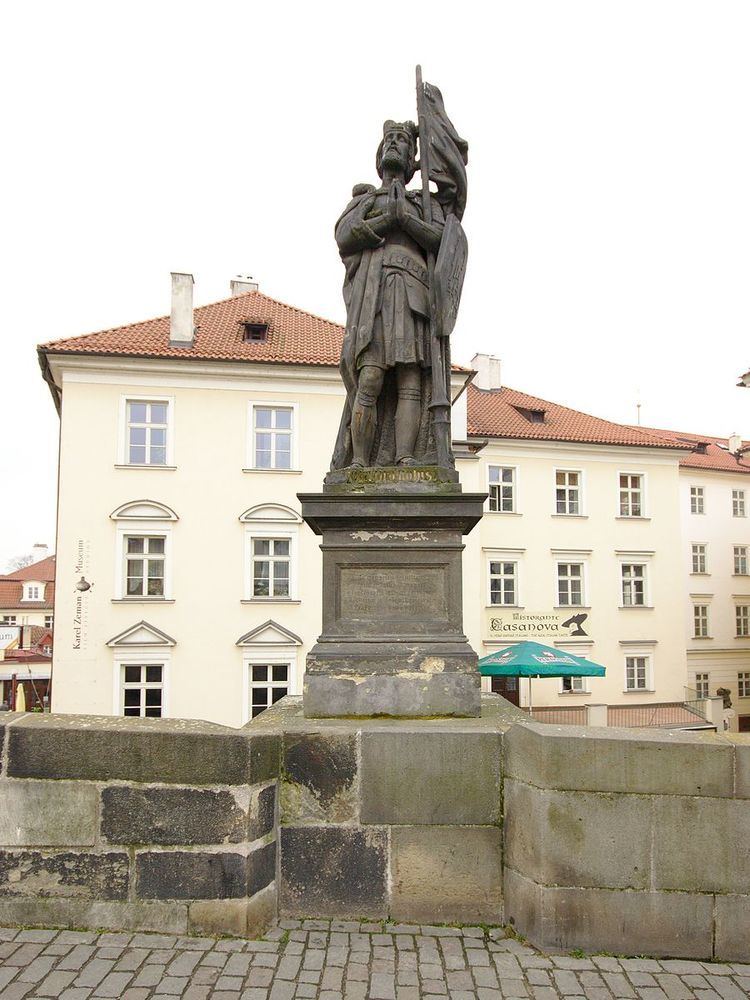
[491,676,520,706]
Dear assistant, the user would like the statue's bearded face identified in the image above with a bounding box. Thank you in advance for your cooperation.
[380,129,414,174]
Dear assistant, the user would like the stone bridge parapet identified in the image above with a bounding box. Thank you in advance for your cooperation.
[0,713,278,938]
[0,699,748,960]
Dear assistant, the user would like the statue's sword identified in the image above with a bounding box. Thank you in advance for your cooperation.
[416,64,453,470]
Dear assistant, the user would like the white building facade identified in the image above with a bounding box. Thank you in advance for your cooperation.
[457,369,690,714]
[663,433,750,733]
[40,282,719,728]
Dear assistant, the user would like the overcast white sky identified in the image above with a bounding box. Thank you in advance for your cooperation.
[2,1,749,571]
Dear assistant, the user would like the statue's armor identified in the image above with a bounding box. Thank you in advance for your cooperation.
[357,190,430,371]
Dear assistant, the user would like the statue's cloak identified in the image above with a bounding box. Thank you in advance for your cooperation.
[328,190,443,472]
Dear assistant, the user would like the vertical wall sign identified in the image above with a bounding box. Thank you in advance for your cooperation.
[73,540,93,650]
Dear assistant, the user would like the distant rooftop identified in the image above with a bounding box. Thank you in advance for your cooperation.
[632,426,750,475]
[467,384,691,451]
[0,555,56,612]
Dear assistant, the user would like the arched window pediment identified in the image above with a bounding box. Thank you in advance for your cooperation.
[239,503,301,524]
[110,500,178,521]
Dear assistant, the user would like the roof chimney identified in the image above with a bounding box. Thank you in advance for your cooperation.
[231,274,259,296]
[170,272,194,346]
[471,353,502,391]
[31,544,48,565]
[729,432,743,455]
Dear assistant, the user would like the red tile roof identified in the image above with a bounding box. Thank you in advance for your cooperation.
[2,649,52,665]
[466,384,691,450]
[0,556,56,612]
[40,290,345,367]
[38,289,475,374]
[1,556,56,583]
[632,426,750,475]
[0,581,55,611]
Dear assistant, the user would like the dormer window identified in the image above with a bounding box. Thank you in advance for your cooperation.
[513,405,546,424]
[694,442,708,455]
[22,582,45,602]
[242,322,269,343]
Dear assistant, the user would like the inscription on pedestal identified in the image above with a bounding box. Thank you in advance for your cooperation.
[349,467,440,485]
[324,465,460,491]
[340,566,447,621]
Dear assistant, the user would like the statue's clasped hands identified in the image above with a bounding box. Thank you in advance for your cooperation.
[388,179,408,224]
[360,181,407,228]
[350,181,409,246]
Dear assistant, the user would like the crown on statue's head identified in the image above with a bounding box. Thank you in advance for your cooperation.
[382,120,418,142]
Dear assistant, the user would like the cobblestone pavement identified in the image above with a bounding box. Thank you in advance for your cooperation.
[0,920,748,1000]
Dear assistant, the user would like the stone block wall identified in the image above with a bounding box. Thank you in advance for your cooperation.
[0,700,748,961]
[503,722,750,961]
[250,699,506,925]
[0,713,279,937]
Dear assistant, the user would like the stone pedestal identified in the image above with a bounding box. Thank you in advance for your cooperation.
[299,477,485,718]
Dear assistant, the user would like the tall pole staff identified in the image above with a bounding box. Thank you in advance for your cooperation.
[416,65,452,469]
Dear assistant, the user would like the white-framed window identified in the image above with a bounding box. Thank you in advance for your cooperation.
[555,470,582,515]
[739,672,750,698]
[127,400,168,465]
[249,662,290,718]
[557,563,584,606]
[108,627,173,716]
[489,560,518,606]
[561,675,588,694]
[621,564,646,606]
[693,604,709,638]
[488,466,516,513]
[0,615,17,626]
[733,490,746,517]
[695,672,709,699]
[124,535,166,598]
[736,606,750,638]
[22,582,44,602]
[251,538,290,598]
[111,503,177,601]
[619,473,644,517]
[121,663,164,717]
[238,623,301,724]
[118,395,174,466]
[625,654,650,691]
[44,615,53,629]
[690,486,705,514]
[691,544,707,574]
[241,505,301,602]
[734,546,748,575]
[249,403,297,470]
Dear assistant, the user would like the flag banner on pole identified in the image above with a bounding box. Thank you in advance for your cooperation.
[421,82,469,221]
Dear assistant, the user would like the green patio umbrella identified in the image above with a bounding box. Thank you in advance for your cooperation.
[479,640,606,712]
